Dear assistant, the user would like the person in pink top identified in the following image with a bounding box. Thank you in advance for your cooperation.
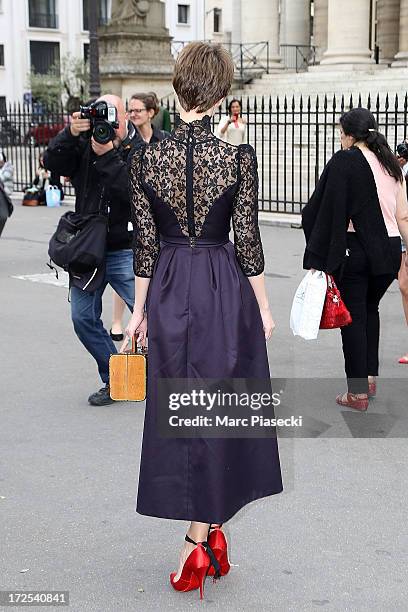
[302,108,408,411]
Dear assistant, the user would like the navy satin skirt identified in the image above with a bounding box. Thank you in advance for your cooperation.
[136,236,283,523]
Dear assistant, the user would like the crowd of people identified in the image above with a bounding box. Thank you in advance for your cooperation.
[2,40,408,598]
[2,69,407,403]
[1,68,407,397]
[41,89,408,407]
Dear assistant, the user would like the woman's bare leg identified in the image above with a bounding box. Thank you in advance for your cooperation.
[111,290,126,335]
[398,252,408,360]
[173,521,210,581]
[402,297,408,327]
[399,252,408,323]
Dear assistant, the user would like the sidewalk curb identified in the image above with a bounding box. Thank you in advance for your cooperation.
[11,194,75,207]
[259,211,302,228]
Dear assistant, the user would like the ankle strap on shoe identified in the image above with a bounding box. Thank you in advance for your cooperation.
[185,534,221,580]
[207,523,223,536]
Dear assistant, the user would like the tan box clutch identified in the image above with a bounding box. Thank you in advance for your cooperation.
[109,337,147,401]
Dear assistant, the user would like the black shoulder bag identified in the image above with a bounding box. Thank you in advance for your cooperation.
[47,146,108,291]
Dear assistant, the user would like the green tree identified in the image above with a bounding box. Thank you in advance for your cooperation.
[29,64,63,110]
[28,54,90,111]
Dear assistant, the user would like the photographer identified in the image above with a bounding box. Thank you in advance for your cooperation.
[44,94,138,406]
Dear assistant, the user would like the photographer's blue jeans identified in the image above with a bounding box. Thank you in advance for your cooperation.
[71,249,134,384]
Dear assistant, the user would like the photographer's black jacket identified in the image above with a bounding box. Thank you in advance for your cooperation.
[44,126,137,251]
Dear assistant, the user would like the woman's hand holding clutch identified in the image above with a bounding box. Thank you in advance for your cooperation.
[120,310,147,352]
[260,306,276,340]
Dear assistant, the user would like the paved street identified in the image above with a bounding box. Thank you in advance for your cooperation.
[1,200,407,612]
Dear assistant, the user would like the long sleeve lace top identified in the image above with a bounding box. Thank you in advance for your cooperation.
[128,114,264,278]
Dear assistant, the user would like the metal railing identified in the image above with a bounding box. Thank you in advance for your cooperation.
[280,45,316,72]
[0,105,70,195]
[1,93,407,213]
[171,41,270,83]
[161,93,408,213]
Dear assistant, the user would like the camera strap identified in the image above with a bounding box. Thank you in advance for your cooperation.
[121,121,136,150]
[80,142,108,217]
[98,186,107,216]
[79,143,92,214]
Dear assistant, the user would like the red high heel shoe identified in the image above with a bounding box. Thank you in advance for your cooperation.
[170,534,221,599]
[336,392,368,411]
[207,524,231,577]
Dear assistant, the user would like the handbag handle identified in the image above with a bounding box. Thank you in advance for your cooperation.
[131,335,148,355]
[325,273,335,291]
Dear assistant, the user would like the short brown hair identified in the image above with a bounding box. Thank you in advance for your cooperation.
[172,42,234,113]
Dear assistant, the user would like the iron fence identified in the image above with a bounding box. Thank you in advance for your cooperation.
[0,105,71,195]
[167,92,408,214]
[1,93,408,214]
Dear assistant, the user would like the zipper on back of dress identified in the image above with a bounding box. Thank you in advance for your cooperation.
[186,123,196,246]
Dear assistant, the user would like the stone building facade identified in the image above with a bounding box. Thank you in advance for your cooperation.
[229,0,408,69]
[229,0,408,99]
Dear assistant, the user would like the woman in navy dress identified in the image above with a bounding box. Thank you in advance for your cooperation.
[125,42,283,598]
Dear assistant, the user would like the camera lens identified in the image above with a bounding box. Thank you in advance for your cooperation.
[93,121,115,145]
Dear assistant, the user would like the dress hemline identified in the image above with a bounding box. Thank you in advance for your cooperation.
[135,484,284,524]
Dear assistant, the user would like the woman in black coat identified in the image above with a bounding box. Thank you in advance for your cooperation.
[302,108,408,411]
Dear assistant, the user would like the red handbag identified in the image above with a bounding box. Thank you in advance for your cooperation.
[320,274,352,329]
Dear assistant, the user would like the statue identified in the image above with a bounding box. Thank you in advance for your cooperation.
[111,0,150,23]
[99,0,174,98]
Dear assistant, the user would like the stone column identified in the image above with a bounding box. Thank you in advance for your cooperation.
[320,0,374,66]
[280,0,310,47]
[313,0,328,63]
[377,0,400,64]
[240,0,281,68]
[392,0,408,66]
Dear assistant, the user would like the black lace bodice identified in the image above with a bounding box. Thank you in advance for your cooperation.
[129,115,264,277]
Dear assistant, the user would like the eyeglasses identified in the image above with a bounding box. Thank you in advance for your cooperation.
[128,108,147,115]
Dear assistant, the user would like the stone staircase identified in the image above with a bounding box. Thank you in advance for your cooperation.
[234,66,408,104]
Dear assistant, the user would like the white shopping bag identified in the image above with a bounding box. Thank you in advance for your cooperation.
[46,185,61,207]
[290,270,327,340]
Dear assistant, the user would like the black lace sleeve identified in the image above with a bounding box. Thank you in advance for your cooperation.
[232,144,265,276]
[129,146,160,278]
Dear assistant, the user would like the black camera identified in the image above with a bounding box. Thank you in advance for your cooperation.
[396,141,408,161]
[79,100,119,145]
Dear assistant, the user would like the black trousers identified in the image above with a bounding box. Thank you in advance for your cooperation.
[334,234,402,394]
